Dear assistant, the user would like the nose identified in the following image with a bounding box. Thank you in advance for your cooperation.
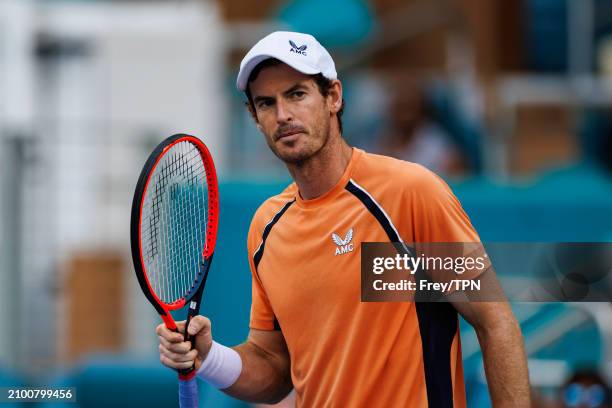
[275,98,292,124]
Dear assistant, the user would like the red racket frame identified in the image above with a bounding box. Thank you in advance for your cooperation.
[130,134,219,378]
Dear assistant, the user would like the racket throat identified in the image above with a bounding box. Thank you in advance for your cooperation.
[183,258,210,340]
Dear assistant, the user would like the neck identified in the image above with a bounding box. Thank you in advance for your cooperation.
[286,133,353,200]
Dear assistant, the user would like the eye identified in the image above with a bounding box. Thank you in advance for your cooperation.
[257,99,274,109]
[290,91,306,99]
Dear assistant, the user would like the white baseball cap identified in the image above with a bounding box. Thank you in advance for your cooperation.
[236,31,337,92]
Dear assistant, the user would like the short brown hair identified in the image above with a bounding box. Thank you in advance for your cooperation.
[244,58,345,134]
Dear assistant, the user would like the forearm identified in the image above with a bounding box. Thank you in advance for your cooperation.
[221,341,293,404]
[476,315,530,407]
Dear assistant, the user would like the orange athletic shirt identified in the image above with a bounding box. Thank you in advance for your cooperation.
[247,148,483,407]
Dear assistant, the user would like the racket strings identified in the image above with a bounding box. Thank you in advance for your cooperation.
[141,141,210,304]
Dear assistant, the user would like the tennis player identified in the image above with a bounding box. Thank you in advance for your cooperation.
[157,31,530,407]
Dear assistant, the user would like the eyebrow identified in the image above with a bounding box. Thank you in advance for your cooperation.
[252,82,309,105]
[283,83,308,95]
[253,94,274,105]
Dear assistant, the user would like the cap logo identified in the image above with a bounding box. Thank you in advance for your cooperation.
[289,40,307,56]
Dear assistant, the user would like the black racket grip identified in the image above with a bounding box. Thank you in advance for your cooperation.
[177,301,200,377]
[178,259,210,378]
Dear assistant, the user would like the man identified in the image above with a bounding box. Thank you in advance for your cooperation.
[157,31,530,407]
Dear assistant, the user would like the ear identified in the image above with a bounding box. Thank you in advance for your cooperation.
[245,101,259,124]
[244,102,265,133]
[327,80,343,115]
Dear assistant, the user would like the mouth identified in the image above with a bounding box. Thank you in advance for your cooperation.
[276,130,304,141]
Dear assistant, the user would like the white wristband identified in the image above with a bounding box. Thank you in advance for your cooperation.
[196,340,242,389]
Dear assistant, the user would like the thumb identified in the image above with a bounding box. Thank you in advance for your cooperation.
[188,316,213,364]
[188,315,211,337]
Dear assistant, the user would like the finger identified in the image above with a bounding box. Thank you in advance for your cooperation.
[160,354,195,370]
[159,351,197,368]
[158,335,175,350]
[155,323,183,343]
[187,315,211,336]
[155,323,167,337]
[174,360,196,370]
[158,337,192,354]
[159,345,197,363]
[160,347,188,364]
[175,320,186,335]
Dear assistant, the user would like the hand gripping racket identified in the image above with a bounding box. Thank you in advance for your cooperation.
[130,134,219,408]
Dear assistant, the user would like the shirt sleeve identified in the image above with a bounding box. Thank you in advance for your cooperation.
[411,169,479,242]
[410,167,491,281]
[246,216,277,331]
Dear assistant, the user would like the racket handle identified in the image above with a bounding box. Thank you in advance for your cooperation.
[184,302,197,344]
[178,299,200,376]
[178,259,211,377]
[177,310,198,405]
[178,376,199,408]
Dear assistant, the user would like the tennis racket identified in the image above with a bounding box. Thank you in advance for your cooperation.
[130,134,219,408]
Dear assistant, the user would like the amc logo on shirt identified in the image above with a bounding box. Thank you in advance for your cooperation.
[332,228,354,256]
